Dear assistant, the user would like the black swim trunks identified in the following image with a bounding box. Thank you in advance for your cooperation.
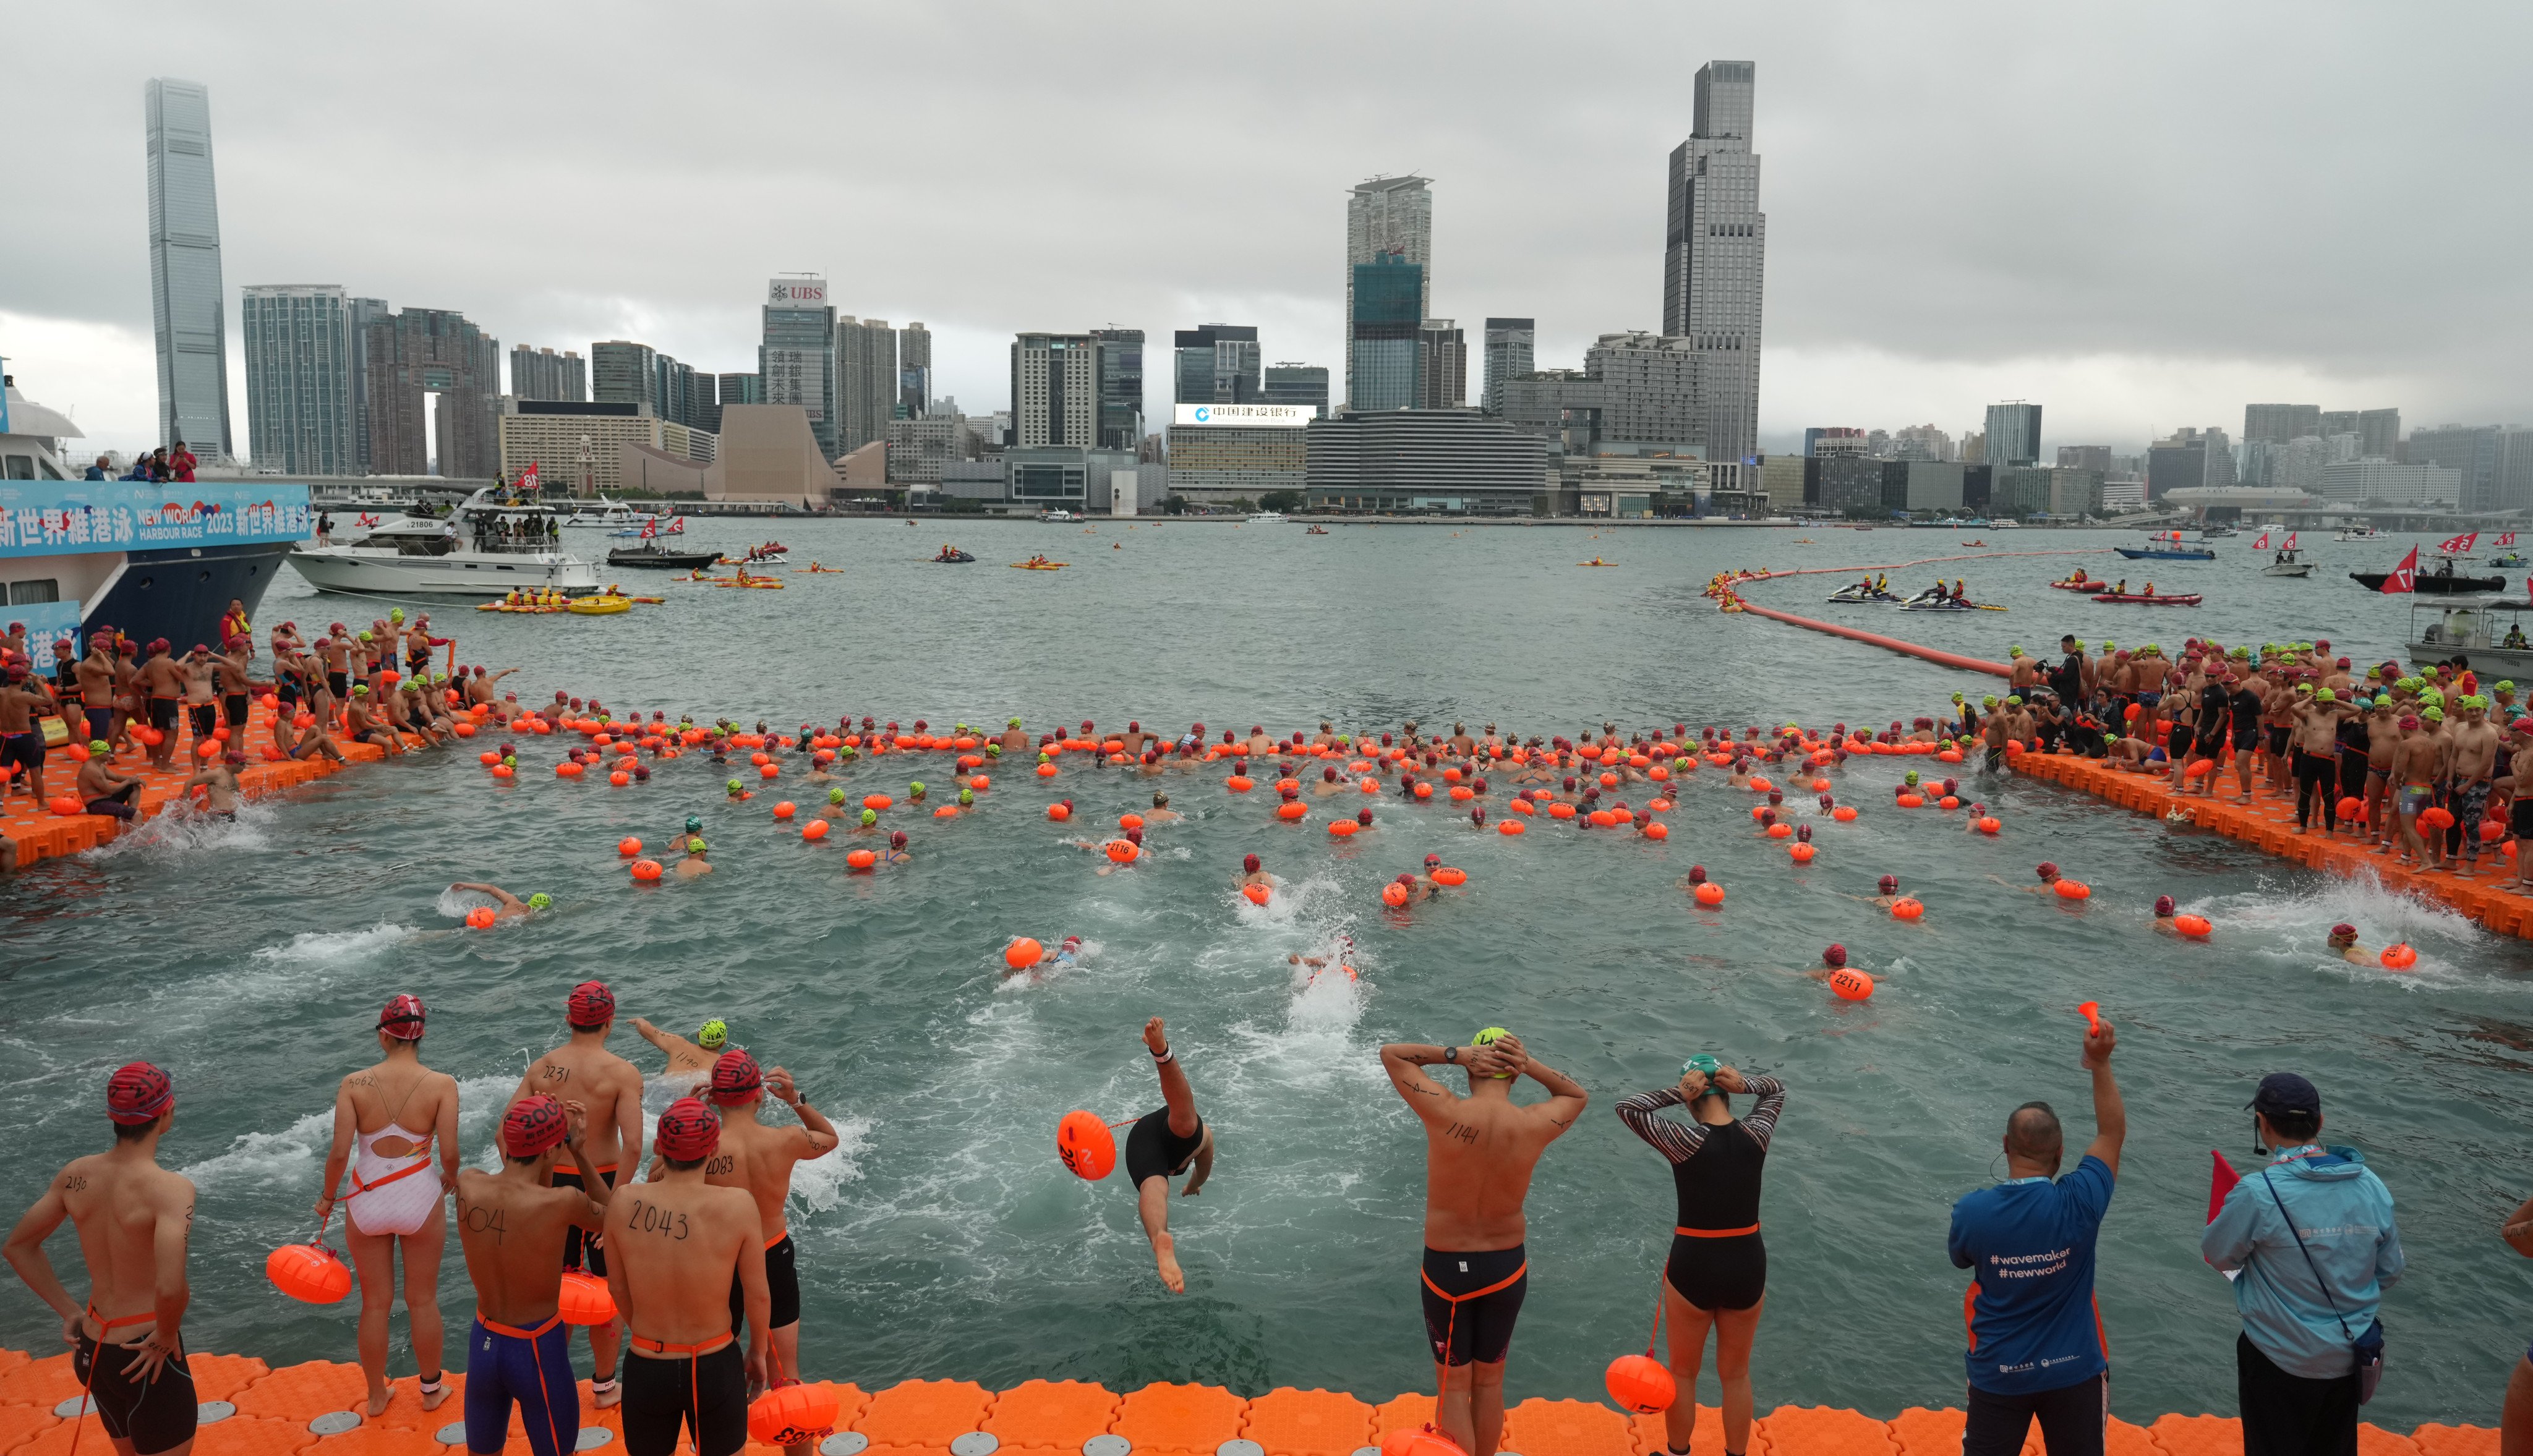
[76,1330,197,1456]
[1123,1107,1205,1187]
[222,692,249,728]
[327,670,349,698]
[728,1233,802,1332]
[147,697,177,731]
[622,1342,745,1456]
[552,1167,617,1275]
[1419,1245,1527,1366]
[187,703,217,739]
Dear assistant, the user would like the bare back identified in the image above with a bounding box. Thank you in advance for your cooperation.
[341,1058,458,1156]
[453,1167,605,1327]
[512,1041,644,1172]
[1412,1090,1562,1249]
[604,1176,762,1344]
[698,1116,818,1243]
[53,1154,195,1337]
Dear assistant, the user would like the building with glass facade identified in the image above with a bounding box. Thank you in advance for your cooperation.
[1173,325,1259,405]
[1481,319,1533,414]
[1304,409,1546,514]
[348,297,390,474]
[364,308,500,478]
[1418,321,1466,409]
[510,346,587,403]
[1348,256,1423,411]
[1264,364,1330,418]
[592,342,657,409]
[1662,62,1764,466]
[837,316,897,454]
[1983,401,2043,466]
[1091,328,1145,449]
[1346,176,1430,408]
[761,278,838,459]
[898,323,932,418]
[146,78,233,458]
[241,285,354,475]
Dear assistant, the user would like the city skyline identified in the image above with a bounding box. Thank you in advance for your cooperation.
[7,3,2527,460]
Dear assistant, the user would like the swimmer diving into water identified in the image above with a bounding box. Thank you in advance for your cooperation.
[1126,1017,1214,1294]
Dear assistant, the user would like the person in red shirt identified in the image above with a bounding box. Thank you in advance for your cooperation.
[168,441,198,483]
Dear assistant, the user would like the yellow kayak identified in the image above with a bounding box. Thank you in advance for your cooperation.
[1009,562,1069,571]
[711,579,786,589]
[567,596,632,616]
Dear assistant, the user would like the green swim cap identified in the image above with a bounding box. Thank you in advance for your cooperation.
[1951,692,1965,704]
[1982,695,1999,708]
[2316,688,2336,702]
[910,781,926,794]
[727,779,745,793]
[527,893,552,911]
[2499,681,2518,693]
[357,630,372,641]
[2375,695,2393,707]
[861,809,878,825]
[1471,1026,1516,1078]
[686,815,703,832]
[2464,695,2488,709]
[2006,696,2023,707]
[2100,641,2115,651]
[88,739,110,755]
[2423,707,2445,722]
[352,684,369,696]
[1681,1052,1725,1096]
[829,788,846,804]
[985,743,999,756]
[697,1020,728,1051]
[688,837,707,853]
[1904,770,1921,785]
[1007,718,1022,727]
[959,788,973,804]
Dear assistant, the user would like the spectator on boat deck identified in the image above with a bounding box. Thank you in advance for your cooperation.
[84,455,110,481]
[168,440,198,482]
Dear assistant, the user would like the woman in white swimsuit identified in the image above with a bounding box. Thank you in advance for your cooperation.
[316,993,462,1416]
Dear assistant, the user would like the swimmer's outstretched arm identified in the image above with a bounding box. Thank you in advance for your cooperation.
[630,1018,699,1065]
[450,881,524,911]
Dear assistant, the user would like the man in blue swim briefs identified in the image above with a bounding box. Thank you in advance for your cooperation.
[1380,1029,1587,1456]
[453,1095,615,1456]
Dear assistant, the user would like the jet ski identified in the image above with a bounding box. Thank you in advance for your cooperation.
[1825,582,1900,603]
[1899,586,2005,611]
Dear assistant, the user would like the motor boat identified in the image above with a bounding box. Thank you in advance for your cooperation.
[2116,545,2217,561]
[2261,549,2315,578]
[1246,511,1289,524]
[1898,586,2001,611]
[717,545,790,566]
[2409,602,2533,676]
[2336,526,2386,541]
[1826,582,1900,603]
[560,497,641,529]
[2350,562,2505,595]
[1305,526,1330,535]
[931,548,976,564]
[2489,553,2526,568]
[1037,509,1082,524]
[2093,592,2203,607]
[287,487,596,596]
[608,514,685,538]
[606,543,720,571]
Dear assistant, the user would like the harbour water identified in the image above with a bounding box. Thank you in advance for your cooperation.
[3,520,2527,1429]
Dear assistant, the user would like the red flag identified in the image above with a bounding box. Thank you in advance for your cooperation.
[2206,1149,2240,1223]
[640,517,656,540]
[2251,532,2270,550]
[521,462,541,492]
[2283,532,2299,551]
[2381,545,2419,594]
[2501,532,2519,547]
[2438,530,2477,555]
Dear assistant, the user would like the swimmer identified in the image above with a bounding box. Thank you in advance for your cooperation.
[677,838,714,879]
[76,739,145,820]
[317,995,461,1415]
[852,809,879,836]
[1615,1056,1787,1456]
[1853,874,1902,911]
[1143,791,1181,824]
[818,789,851,821]
[1379,1028,1584,1456]
[1006,936,1085,981]
[507,982,646,1406]
[1239,853,1276,890]
[448,883,552,920]
[1987,862,2062,893]
[181,751,246,820]
[604,1096,772,1456]
[1800,944,1856,986]
[1121,1017,1215,1294]
[2325,923,2374,965]
[908,780,927,804]
[453,1096,614,1456]
[631,1017,730,1091]
[881,830,912,866]
[3,1063,199,1456]
[664,1052,837,1452]
[2151,896,2181,935]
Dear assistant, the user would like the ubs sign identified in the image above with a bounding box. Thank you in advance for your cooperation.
[767,278,828,305]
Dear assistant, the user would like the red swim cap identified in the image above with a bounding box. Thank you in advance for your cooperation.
[1822,945,1847,968]
[502,1095,568,1159]
[2036,862,2060,880]
[566,981,615,1028]
[378,994,427,1040]
[2155,896,2176,916]
[709,1049,764,1106]
[107,1062,173,1125]
[654,1097,721,1162]
[1243,854,1260,872]
[1878,875,1898,892]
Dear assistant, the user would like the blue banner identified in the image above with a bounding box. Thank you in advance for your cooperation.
[8,598,82,660]
[0,480,312,560]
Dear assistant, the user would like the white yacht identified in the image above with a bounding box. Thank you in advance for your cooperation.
[2336,525,2386,542]
[286,487,597,596]
[560,496,641,528]
[1245,510,1289,524]
[1036,509,1082,524]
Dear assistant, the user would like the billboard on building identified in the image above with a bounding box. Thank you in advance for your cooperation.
[1172,404,1312,428]
[766,278,828,305]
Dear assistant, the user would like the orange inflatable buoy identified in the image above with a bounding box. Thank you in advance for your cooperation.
[749,1381,842,1449]
[1382,882,1410,907]
[1694,882,1725,907]
[1120,813,1145,831]
[846,849,878,871]
[609,771,630,787]
[1790,843,1816,864]
[1976,816,2002,835]
[801,820,829,841]
[558,1270,616,1326]
[1048,803,1071,821]
[1056,1109,1117,1179]
[970,775,990,791]
[1896,793,1924,809]
[1832,805,1858,822]
[265,1241,353,1305]
[1604,1353,1677,1414]
[1412,782,1434,799]
[773,801,797,820]
[1036,763,1059,778]
[863,794,892,811]
[2053,878,2091,900]
[1243,883,1270,906]
[2172,913,2211,938]
[1226,775,1254,793]
[1006,938,1043,969]
[1380,1429,1464,1456]
[1829,968,1876,1001]
[49,795,86,816]
[1766,822,1792,839]
[466,906,497,929]
[759,764,779,780]
[630,859,663,882]
[1644,822,1669,840]
[1328,820,1358,837]
[1277,801,1308,820]
[2380,943,2418,971]
[1548,802,1576,820]
[1890,897,1924,921]
[1498,820,1525,835]
[1106,839,1139,864]
[618,837,644,858]
[1433,867,1467,887]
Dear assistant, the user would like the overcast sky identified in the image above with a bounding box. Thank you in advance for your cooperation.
[6,1,2527,463]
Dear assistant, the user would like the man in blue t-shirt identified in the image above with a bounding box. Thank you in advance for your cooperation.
[1948,1015,2126,1456]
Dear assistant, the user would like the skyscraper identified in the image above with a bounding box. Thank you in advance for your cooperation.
[898,323,932,418]
[836,316,898,453]
[761,277,837,458]
[1091,328,1145,449]
[718,373,763,409]
[1264,364,1330,418]
[591,343,657,409]
[1346,176,1431,407]
[241,285,354,475]
[1983,402,2042,466]
[365,308,500,478]
[1349,255,1424,411]
[1418,320,1466,409]
[2242,403,2320,444]
[146,78,233,458]
[1173,325,1260,405]
[348,297,390,474]
[1481,319,1534,413]
[1662,61,1764,465]
[656,355,698,428]
[1010,333,1097,447]
[509,346,587,404]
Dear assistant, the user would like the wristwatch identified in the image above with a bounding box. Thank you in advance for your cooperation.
[1443,1045,1459,1064]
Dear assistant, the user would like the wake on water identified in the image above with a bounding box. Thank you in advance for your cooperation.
[2190,867,2524,992]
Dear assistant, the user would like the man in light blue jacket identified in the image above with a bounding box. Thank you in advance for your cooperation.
[2202,1072,2403,1456]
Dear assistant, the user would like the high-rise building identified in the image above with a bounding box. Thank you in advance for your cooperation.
[1983,402,2043,466]
[2321,408,2401,459]
[241,285,354,475]
[717,373,762,411]
[347,297,390,474]
[898,323,932,419]
[1346,176,1432,407]
[2145,427,2239,500]
[656,355,701,430]
[365,308,500,478]
[761,277,838,458]
[2056,445,2111,474]
[1010,333,1097,448]
[1662,62,1764,466]
[2242,403,2321,445]
[2408,424,2508,512]
[1091,328,1145,450]
[836,316,898,454]
[1805,427,1865,457]
[1348,255,1424,411]
[591,343,656,409]
[1480,319,1534,413]
[1264,364,1330,418]
[510,346,587,403]
[1583,333,1699,446]
[1172,325,1260,405]
[1418,321,1466,409]
[1893,424,1955,461]
[145,78,233,458]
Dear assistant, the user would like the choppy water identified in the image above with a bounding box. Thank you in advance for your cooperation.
[3,520,2528,1429]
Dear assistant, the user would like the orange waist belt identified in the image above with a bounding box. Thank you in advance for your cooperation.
[631,1332,733,1357]
[350,1154,435,1197]
[1420,1261,1528,1303]
[477,1312,563,1340]
[1673,1224,1761,1238]
[85,1306,155,1334]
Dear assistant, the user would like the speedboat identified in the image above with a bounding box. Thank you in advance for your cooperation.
[2261,550,2314,578]
[2336,526,2386,541]
[288,487,596,596]
[2351,564,2505,595]
[1038,509,1082,524]
[608,514,685,538]
[2115,546,2217,561]
[1898,587,2001,611]
[1305,526,1330,535]
[717,546,790,566]
[2093,592,2203,607]
[2490,554,2526,568]
[1246,511,1289,524]
[607,543,719,571]
[2409,602,2533,676]
[560,497,641,529]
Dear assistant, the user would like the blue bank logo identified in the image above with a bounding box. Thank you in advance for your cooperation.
[1193,407,1211,423]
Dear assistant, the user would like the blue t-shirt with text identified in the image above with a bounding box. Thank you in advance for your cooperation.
[1947,1154,2115,1394]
